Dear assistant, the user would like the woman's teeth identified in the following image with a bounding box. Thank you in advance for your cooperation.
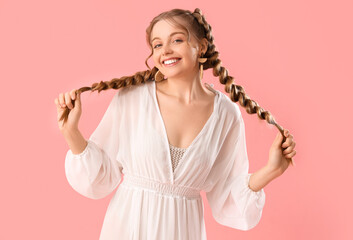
[164,58,180,65]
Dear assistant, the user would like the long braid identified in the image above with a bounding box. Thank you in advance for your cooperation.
[192,8,293,166]
[59,67,158,123]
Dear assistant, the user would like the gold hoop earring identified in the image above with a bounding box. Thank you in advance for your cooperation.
[198,55,207,80]
[155,70,165,82]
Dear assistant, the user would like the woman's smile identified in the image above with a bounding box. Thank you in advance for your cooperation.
[162,58,181,67]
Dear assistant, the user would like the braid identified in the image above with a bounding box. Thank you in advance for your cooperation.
[59,67,158,124]
[192,8,293,165]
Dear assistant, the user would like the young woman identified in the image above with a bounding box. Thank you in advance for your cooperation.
[54,8,296,240]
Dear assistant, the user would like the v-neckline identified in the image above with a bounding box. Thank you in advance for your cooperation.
[151,80,220,183]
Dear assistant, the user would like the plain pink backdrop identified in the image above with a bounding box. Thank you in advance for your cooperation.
[0,0,352,239]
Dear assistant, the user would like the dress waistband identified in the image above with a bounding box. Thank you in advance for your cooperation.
[121,174,201,199]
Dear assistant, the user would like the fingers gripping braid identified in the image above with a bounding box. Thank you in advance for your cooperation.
[59,67,158,124]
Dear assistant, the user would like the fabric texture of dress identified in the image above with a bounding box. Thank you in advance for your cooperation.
[65,80,266,240]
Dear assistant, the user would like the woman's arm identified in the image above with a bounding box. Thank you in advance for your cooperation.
[248,165,282,192]
[249,129,296,192]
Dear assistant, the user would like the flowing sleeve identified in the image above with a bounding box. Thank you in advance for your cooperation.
[205,110,266,231]
[64,91,123,200]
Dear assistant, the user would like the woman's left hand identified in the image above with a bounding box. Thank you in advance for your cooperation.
[267,129,296,175]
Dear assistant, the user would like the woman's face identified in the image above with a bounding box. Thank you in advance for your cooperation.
[150,18,201,80]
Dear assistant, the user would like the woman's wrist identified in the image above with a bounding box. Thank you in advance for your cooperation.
[264,164,283,178]
[61,128,88,155]
[249,165,282,192]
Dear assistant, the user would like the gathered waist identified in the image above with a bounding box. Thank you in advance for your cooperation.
[120,174,201,199]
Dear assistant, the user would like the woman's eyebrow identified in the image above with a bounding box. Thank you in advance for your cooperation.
[151,32,186,42]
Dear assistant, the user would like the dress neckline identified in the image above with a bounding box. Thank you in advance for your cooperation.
[151,80,220,182]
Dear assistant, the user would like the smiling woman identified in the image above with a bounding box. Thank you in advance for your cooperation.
[150,20,208,82]
[55,7,296,240]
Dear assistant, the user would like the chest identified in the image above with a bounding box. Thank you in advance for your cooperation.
[156,91,214,149]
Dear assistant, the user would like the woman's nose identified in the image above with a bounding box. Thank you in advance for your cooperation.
[161,43,173,55]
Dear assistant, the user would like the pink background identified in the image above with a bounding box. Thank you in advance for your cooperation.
[0,0,352,239]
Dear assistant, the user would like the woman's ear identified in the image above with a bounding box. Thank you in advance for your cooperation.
[200,38,208,55]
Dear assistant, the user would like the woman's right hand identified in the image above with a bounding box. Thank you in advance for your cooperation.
[54,89,82,132]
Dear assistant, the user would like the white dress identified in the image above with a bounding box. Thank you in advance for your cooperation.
[65,80,266,240]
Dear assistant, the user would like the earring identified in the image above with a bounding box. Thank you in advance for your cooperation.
[155,70,165,82]
[198,55,207,80]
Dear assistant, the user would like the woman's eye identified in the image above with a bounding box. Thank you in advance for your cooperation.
[153,39,182,49]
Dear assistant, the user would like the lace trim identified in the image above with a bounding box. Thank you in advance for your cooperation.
[169,143,188,172]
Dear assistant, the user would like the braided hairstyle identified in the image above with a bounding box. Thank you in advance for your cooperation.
[59,8,293,166]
